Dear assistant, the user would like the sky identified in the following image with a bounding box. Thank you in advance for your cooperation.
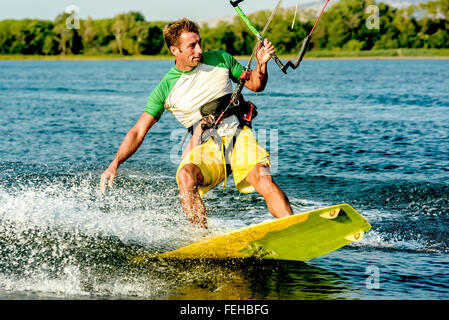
[0,0,317,23]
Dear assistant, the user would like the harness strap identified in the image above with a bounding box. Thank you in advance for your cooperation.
[182,94,254,192]
[222,127,242,192]
[221,137,227,192]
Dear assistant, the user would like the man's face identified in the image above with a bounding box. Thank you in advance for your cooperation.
[171,32,203,70]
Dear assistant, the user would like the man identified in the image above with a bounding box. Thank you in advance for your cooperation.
[100,18,293,228]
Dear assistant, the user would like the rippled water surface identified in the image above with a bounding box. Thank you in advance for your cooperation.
[0,59,448,299]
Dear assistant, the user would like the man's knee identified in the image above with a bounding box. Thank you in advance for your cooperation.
[177,164,202,191]
[248,164,277,194]
[256,174,278,194]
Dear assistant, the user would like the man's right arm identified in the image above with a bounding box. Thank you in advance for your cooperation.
[100,112,157,194]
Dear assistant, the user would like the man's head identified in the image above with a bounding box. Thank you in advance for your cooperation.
[163,18,203,71]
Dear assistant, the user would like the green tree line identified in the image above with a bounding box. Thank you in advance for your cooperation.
[0,0,448,56]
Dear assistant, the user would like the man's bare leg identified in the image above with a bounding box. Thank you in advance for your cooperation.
[245,163,293,218]
[177,164,208,228]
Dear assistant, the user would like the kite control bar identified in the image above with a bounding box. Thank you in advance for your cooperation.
[230,0,331,74]
[281,0,331,73]
[230,0,287,74]
[280,35,311,73]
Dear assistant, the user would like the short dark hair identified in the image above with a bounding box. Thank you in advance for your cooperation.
[163,18,200,48]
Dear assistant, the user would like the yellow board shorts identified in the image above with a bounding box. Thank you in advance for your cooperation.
[176,125,270,197]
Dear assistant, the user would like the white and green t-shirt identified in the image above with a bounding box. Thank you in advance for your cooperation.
[144,50,245,128]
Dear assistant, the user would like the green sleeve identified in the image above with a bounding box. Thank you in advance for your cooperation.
[144,68,182,120]
[144,82,166,121]
[216,50,244,82]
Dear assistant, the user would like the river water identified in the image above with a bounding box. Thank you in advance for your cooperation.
[0,58,448,299]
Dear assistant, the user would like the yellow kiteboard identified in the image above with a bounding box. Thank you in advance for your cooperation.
[159,204,371,261]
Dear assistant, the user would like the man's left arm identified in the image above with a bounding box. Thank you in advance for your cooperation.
[244,39,276,93]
